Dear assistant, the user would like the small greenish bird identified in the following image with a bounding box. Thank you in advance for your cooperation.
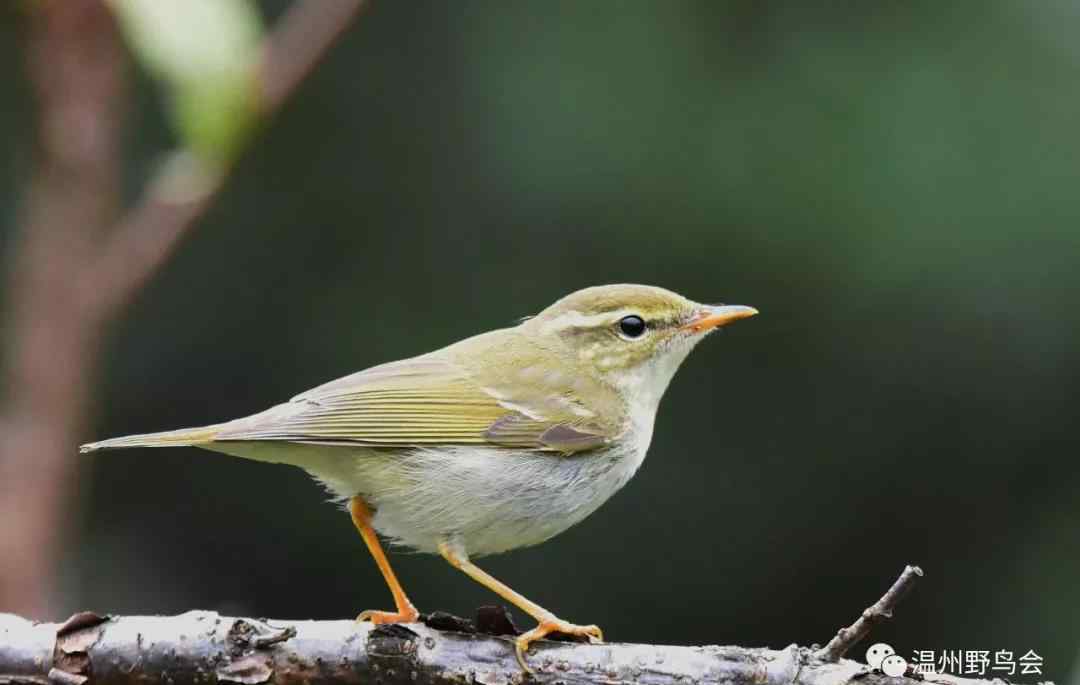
[81,284,756,670]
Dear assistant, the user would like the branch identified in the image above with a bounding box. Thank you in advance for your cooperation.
[816,565,924,662]
[0,609,1000,685]
[259,0,370,113]
[89,0,370,315]
[0,568,1029,685]
[0,0,367,617]
[0,0,125,618]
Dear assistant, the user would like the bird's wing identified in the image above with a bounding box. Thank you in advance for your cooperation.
[214,353,613,454]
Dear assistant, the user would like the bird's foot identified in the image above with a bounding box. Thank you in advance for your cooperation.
[515,617,603,672]
[356,605,420,624]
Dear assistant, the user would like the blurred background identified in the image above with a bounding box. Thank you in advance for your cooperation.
[1,1,1077,682]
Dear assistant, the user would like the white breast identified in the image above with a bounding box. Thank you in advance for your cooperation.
[360,429,652,556]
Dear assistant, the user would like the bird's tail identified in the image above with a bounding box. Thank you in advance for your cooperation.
[79,423,227,454]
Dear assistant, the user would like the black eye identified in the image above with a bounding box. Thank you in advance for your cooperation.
[618,315,647,338]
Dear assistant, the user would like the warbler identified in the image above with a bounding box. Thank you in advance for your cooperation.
[81,284,757,669]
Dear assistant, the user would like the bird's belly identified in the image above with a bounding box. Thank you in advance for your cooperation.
[358,442,647,556]
[209,438,649,557]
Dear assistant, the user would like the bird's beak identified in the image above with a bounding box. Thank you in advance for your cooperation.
[682,304,758,333]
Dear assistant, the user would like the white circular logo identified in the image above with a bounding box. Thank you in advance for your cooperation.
[881,654,908,677]
[866,643,896,670]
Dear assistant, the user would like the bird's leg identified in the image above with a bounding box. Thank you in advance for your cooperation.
[349,496,419,624]
[437,541,602,672]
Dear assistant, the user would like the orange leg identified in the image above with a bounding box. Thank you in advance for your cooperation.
[349,496,419,624]
[438,541,602,672]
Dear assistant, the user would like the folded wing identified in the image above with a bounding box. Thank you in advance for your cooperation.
[214,353,612,454]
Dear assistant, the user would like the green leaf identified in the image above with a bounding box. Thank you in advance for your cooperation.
[108,0,264,165]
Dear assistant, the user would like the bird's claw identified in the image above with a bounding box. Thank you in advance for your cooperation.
[514,618,604,672]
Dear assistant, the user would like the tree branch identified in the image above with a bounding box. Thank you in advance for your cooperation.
[0,0,125,619]
[0,609,998,685]
[0,567,1022,685]
[259,0,370,113]
[816,565,924,662]
[89,0,371,315]
[0,0,367,618]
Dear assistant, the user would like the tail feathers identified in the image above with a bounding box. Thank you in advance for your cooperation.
[79,423,227,454]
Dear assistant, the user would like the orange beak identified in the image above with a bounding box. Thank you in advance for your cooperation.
[682,304,758,333]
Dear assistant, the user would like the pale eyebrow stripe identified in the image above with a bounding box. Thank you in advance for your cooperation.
[539,309,634,335]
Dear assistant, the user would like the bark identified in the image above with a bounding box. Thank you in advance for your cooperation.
[0,569,1027,685]
[0,610,1002,685]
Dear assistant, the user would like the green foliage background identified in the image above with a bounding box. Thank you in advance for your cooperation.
[1,1,1077,680]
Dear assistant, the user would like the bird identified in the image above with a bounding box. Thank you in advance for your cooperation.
[81,284,757,670]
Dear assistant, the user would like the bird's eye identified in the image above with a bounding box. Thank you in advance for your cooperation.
[618,315,647,339]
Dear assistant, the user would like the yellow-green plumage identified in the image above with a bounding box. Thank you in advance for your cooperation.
[80,284,756,557]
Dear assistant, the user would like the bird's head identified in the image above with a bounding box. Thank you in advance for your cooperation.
[521,284,757,409]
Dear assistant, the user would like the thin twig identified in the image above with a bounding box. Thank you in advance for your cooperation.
[259,0,370,112]
[86,152,222,315]
[90,0,370,315]
[815,565,924,662]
